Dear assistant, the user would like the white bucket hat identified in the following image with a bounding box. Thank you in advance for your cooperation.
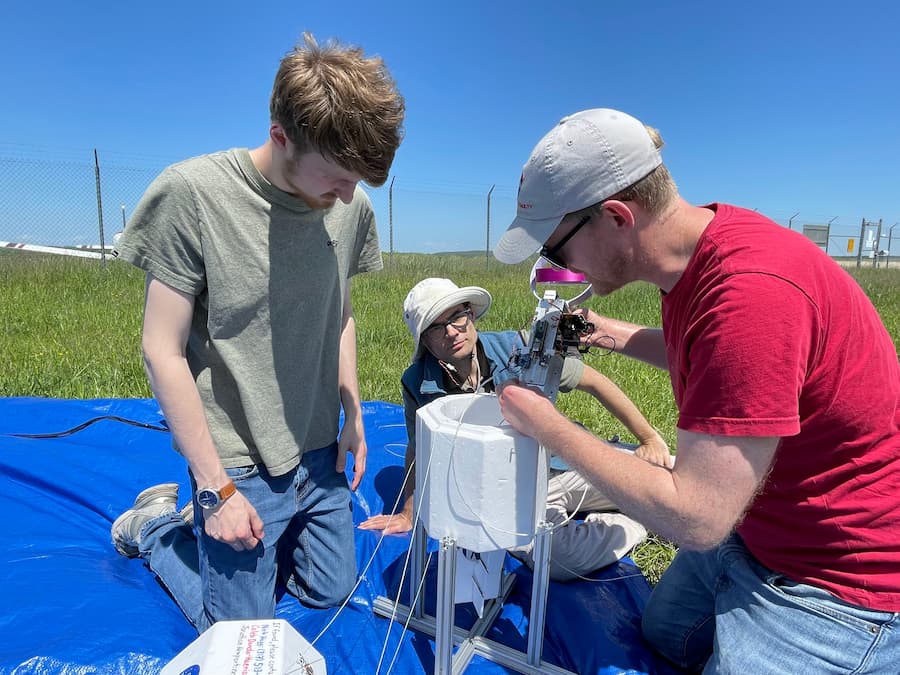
[403,278,492,361]
[494,108,662,264]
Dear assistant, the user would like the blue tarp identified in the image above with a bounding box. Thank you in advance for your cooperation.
[0,397,680,674]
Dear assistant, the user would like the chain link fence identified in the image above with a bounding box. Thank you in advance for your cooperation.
[0,148,163,252]
[1,146,896,266]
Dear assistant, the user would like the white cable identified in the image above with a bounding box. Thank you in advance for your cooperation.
[379,551,435,675]
[548,481,589,529]
[442,376,539,539]
[445,375,589,540]
[304,454,418,655]
[372,419,442,674]
[550,561,647,583]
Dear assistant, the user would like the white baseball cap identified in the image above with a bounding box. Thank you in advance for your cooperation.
[494,108,662,264]
[403,278,492,361]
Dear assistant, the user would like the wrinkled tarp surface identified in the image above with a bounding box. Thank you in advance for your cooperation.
[0,397,680,674]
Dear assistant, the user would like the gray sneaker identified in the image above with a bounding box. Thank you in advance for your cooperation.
[111,483,179,557]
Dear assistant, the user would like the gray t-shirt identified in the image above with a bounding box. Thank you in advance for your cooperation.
[115,148,382,475]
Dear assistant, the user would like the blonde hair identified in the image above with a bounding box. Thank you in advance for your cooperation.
[572,125,677,220]
[270,33,405,186]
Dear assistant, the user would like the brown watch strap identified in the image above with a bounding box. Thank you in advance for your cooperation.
[218,480,236,502]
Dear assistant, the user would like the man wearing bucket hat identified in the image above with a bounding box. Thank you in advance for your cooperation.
[493,109,900,672]
[359,277,671,581]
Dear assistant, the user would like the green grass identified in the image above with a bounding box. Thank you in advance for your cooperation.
[0,252,147,398]
[2,249,899,583]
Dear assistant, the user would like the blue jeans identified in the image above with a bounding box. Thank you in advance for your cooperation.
[641,534,900,674]
[138,443,356,632]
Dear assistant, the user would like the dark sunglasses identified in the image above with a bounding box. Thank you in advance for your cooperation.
[539,214,591,269]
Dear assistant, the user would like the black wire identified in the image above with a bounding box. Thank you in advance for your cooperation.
[4,415,169,439]
[591,334,617,356]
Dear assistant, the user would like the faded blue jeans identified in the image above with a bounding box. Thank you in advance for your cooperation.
[642,534,900,674]
[137,443,356,632]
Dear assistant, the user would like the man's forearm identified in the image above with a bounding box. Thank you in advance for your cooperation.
[144,352,226,487]
[526,406,771,550]
[592,316,667,369]
[576,367,661,444]
[530,412,688,542]
[338,313,364,420]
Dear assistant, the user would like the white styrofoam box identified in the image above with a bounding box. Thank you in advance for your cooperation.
[160,619,326,675]
[415,393,547,552]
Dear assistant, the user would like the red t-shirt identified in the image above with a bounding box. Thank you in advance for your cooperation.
[662,203,900,611]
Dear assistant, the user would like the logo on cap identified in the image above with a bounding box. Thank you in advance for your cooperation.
[517,171,533,209]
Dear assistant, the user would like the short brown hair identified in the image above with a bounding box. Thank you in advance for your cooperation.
[573,125,677,220]
[270,33,405,186]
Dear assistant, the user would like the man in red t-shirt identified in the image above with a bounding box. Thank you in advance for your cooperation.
[492,108,900,674]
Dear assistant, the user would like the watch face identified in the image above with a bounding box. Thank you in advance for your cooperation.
[197,489,220,509]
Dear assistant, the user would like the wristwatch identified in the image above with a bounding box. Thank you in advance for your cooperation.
[196,481,237,510]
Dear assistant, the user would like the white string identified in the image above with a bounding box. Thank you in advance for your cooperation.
[547,480,588,529]
[379,550,434,675]
[550,561,647,583]
[445,375,590,540]
[382,441,409,459]
[443,378,539,539]
[372,489,418,672]
[372,418,442,674]
[303,455,418,658]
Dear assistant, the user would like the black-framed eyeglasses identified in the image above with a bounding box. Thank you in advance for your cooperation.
[539,214,591,269]
[424,307,473,338]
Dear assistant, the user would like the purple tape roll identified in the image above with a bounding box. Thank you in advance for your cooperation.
[534,267,587,283]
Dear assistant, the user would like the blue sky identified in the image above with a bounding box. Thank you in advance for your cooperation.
[1,0,898,253]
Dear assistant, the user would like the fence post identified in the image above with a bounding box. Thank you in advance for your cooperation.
[873,219,882,268]
[887,222,899,269]
[93,149,107,270]
[856,218,865,269]
[388,176,395,267]
[485,184,494,271]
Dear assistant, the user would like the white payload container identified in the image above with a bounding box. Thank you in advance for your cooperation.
[415,393,547,552]
[160,619,326,675]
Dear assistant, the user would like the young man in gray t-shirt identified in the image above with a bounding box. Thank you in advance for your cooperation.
[111,33,404,632]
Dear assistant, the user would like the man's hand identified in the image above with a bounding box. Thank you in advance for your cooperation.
[572,308,668,369]
[203,492,265,551]
[358,509,413,535]
[496,379,559,439]
[634,434,673,468]
[573,307,609,349]
[338,415,367,491]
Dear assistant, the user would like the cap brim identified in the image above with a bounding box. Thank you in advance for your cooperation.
[493,213,562,264]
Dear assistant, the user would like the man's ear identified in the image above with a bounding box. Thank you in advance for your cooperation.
[269,124,288,149]
[602,200,636,228]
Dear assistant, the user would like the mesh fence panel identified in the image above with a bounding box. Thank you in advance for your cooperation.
[0,150,163,249]
[0,147,890,258]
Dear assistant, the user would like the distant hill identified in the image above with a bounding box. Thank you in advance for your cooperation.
[391,250,490,258]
